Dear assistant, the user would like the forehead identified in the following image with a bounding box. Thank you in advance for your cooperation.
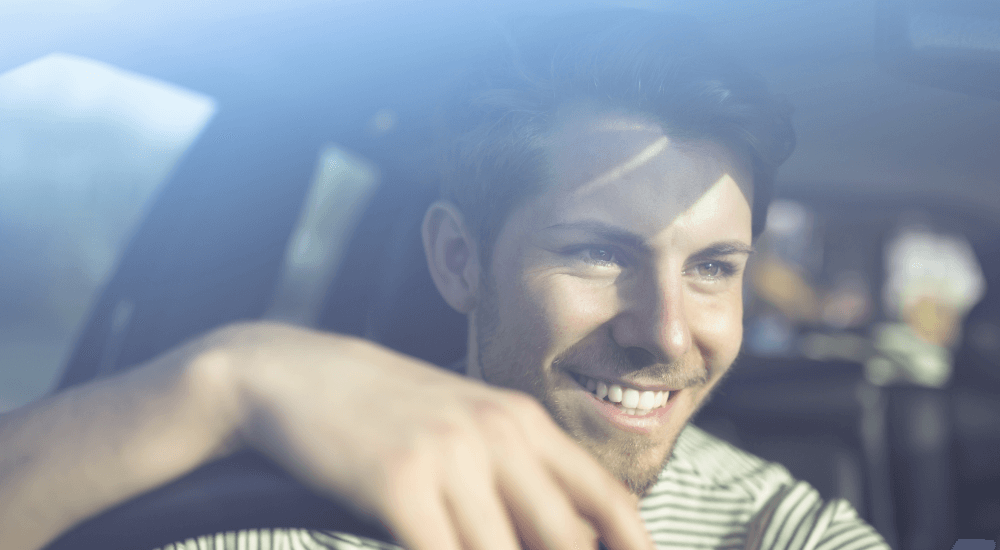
[535,106,753,239]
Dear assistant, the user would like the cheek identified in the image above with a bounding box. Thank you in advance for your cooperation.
[520,274,618,346]
[688,287,744,371]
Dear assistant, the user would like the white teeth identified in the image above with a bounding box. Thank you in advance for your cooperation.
[622,388,640,409]
[638,391,655,410]
[596,382,608,400]
[576,373,672,412]
[608,384,623,403]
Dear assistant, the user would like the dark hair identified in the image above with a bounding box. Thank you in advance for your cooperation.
[439,10,795,262]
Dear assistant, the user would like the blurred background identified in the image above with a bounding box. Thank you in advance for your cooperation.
[2,0,998,548]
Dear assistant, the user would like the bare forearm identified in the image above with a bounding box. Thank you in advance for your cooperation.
[0,321,654,550]
[0,333,241,550]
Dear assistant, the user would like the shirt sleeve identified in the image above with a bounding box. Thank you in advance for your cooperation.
[745,481,891,550]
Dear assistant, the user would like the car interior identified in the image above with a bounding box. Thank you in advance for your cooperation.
[1,0,998,548]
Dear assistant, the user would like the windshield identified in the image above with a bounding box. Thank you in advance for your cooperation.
[3,1,999,547]
[0,52,214,412]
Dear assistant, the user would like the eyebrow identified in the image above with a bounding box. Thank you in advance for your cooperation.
[688,241,755,261]
[543,221,648,250]
[544,220,754,257]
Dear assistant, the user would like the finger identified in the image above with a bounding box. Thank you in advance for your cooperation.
[513,402,653,550]
[494,440,598,550]
[378,464,463,550]
[546,451,652,550]
[441,440,520,550]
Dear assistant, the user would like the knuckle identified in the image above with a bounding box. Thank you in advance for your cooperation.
[504,391,548,420]
[384,419,479,476]
[588,469,618,493]
[550,516,596,550]
[569,527,600,550]
[374,451,420,496]
[376,435,438,487]
[437,427,486,465]
[594,479,633,513]
[371,448,438,519]
[430,416,481,453]
[472,400,519,437]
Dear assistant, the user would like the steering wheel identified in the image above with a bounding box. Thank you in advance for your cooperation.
[43,451,397,550]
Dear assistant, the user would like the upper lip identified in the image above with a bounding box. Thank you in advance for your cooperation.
[567,370,680,392]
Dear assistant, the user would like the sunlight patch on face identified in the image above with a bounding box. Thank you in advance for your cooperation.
[576,136,671,194]
[669,172,753,241]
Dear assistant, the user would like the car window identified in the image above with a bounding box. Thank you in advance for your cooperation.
[265,145,380,326]
[0,53,215,412]
[4,1,1000,546]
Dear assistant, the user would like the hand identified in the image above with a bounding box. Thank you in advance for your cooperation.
[205,322,654,550]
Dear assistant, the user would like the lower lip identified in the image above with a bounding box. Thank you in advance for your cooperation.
[577,383,678,434]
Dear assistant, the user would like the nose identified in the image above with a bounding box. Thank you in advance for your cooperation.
[611,268,693,366]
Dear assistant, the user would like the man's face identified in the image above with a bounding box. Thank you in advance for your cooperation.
[472,107,754,494]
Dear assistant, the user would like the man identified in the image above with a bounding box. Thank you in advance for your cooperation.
[0,11,889,550]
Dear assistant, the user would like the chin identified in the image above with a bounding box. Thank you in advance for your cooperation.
[591,436,675,496]
[548,403,679,496]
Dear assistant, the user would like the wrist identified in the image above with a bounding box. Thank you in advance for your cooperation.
[184,325,250,459]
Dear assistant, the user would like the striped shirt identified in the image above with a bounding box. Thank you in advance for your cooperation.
[158,425,890,550]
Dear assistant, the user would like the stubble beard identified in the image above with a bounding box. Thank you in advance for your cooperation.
[474,270,677,496]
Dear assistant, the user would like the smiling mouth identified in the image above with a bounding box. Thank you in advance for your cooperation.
[569,372,673,416]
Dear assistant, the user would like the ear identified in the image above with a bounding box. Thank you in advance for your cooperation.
[422,201,481,314]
